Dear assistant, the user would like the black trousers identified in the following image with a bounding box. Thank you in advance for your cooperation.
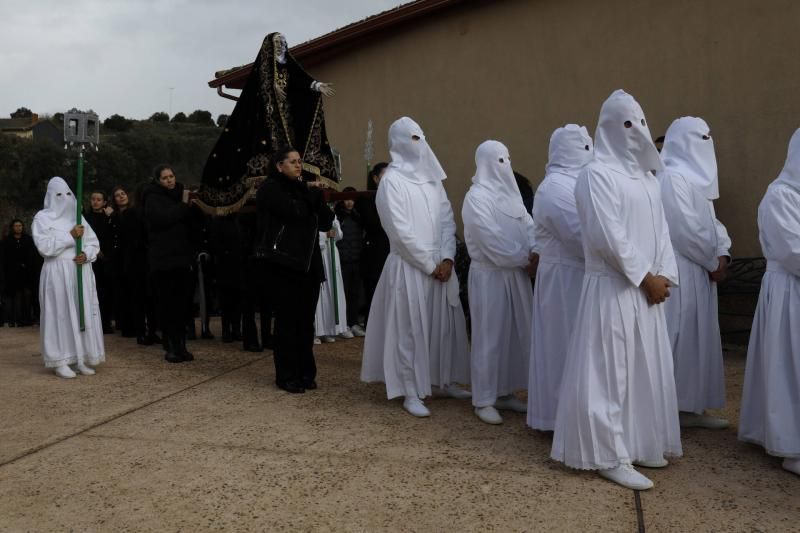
[91,258,112,329]
[152,267,192,343]
[270,274,320,386]
[219,287,241,334]
[340,262,362,327]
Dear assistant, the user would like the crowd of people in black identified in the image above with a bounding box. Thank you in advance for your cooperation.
[1,158,392,382]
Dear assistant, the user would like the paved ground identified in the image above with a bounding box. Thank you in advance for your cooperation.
[0,321,797,532]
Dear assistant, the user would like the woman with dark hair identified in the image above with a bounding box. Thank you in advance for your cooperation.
[335,186,365,336]
[112,185,159,345]
[356,162,390,328]
[256,147,334,393]
[2,219,38,326]
[142,165,195,362]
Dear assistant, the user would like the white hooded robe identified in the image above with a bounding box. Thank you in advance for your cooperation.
[660,117,731,414]
[739,128,800,459]
[551,90,682,469]
[361,117,470,399]
[462,140,535,408]
[32,177,106,368]
[315,217,349,337]
[528,124,593,431]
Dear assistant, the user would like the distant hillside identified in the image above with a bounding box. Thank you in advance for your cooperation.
[0,119,222,233]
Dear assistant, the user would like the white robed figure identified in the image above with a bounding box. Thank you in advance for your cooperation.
[659,117,732,428]
[361,117,470,418]
[551,90,682,491]
[462,140,536,425]
[528,124,593,431]
[32,177,105,379]
[739,128,800,477]
[314,217,350,342]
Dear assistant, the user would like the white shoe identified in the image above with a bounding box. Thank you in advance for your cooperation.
[351,324,366,337]
[432,385,472,400]
[475,406,503,425]
[54,365,77,379]
[783,458,800,476]
[339,329,354,339]
[74,363,96,376]
[403,397,430,418]
[313,337,322,345]
[494,394,527,413]
[634,457,669,468]
[679,412,729,429]
[598,462,654,490]
[322,336,336,343]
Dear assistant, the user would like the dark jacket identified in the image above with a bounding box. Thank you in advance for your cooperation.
[256,176,334,282]
[210,214,244,289]
[334,205,363,265]
[2,233,38,295]
[142,182,193,273]
[356,195,390,275]
[83,210,114,259]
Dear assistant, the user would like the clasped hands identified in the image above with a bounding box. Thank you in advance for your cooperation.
[431,259,454,282]
[69,225,88,264]
[640,272,671,305]
[709,256,730,283]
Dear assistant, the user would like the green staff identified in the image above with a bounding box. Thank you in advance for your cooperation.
[75,149,86,331]
[329,234,339,325]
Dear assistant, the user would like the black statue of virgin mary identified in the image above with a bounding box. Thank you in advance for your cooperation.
[196,32,339,215]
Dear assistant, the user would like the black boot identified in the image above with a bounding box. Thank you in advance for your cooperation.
[201,322,215,340]
[177,336,194,361]
[231,322,243,342]
[164,335,182,363]
[186,322,197,340]
[221,318,233,343]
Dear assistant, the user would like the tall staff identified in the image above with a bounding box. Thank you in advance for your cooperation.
[63,108,100,332]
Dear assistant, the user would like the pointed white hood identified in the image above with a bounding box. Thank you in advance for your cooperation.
[661,116,719,199]
[775,128,800,192]
[593,89,662,179]
[37,177,77,231]
[546,124,593,177]
[387,117,446,184]
[471,140,527,218]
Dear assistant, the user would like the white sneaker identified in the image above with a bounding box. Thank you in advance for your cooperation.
[634,457,669,468]
[74,362,96,376]
[351,324,366,337]
[432,385,472,400]
[494,394,527,413]
[679,412,729,429]
[313,337,322,345]
[403,397,430,418]
[322,336,336,343]
[475,406,503,425]
[54,365,77,379]
[783,458,800,476]
[598,462,654,490]
[339,329,354,339]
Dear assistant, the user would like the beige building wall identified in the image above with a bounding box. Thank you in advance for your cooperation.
[307,0,800,256]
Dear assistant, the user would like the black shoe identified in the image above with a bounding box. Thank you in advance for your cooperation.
[201,329,215,340]
[277,380,305,394]
[165,351,183,363]
[147,331,162,344]
[137,336,153,346]
[242,341,263,353]
[302,379,318,390]
[178,338,194,361]
[103,325,114,334]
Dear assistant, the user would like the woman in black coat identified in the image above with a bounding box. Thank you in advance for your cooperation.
[142,165,195,363]
[2,219,38,326]
[256,147,334,393]
[356,162,390,328]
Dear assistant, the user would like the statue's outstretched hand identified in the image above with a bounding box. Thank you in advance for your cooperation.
[318,82,335,97]
[275,83,286,100]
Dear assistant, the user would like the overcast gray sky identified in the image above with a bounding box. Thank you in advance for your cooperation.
[0,0,407,121]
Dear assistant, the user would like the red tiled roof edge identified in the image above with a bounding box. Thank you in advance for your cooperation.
[208,0,470,89]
